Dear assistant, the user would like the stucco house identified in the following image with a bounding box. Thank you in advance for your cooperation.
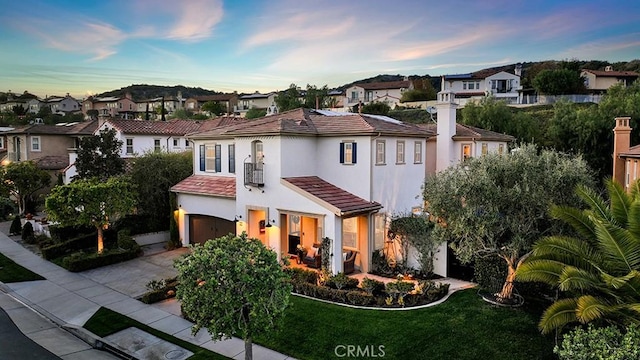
[581,67,639,95]
[184,94,238,115]
[612,116,640,191]
[82,93,137,120]
[441,68,521,106]
[344,80,412,111]
[235,92,278,116]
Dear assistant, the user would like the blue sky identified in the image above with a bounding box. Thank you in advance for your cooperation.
[1,0,639,99]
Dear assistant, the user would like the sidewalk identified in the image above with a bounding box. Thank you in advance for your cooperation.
[0,227,295,360]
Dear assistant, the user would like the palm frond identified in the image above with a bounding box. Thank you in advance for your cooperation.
[576,295,611,323]
[515,259,563,285]
[577,184,613,223]
[595,223,638,272]
[530,236,601,271]
[550,205,596,242]
[606,179,632,226]
[602,270,640,291]
[629,179,640,201]
[558,266,602,292]
[539,298,578,334]
[627,200,640,241]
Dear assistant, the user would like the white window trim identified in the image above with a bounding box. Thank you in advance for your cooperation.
[376,140,386,165]
[396,140,405,164]
[205,143,217,172]
[31,136,41,152]
[413,141,422,164]
[342,141,354,165]
[125,138,134,155]
[462,143,472,160]
[153,138,161,152]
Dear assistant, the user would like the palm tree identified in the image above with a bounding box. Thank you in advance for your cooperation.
[516,179,640,334]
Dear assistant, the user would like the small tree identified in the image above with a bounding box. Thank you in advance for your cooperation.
[361,102,391,115]
[45,177,136,253]
[245,107,267,119]
[75,128,125,181]
[175,233,291,360]
[389,215,437,274]
[201,101,226,116]
[2,161,51,215]
[275,84,303,112]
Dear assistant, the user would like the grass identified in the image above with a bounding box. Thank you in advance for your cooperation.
[255,289,556,360]
[83,307,229,360]
[0,252,45,283]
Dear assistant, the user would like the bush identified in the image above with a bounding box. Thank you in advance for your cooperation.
[40,233,97,260]
[9,216,21,235]
[61,248,139,272]
[117,230,141,253]
[326,272,359,290]
[360,277,386,296]
[0,197,17,220]
[49,224,95,242]
[287,267,318,285]
[140,277,178,304]
[555,324,640,360]
[21,222,35,244]
[473,255,506,292]
[346,291,375,306]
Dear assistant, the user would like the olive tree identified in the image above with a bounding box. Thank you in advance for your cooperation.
[45,176,136,253]
[2,161,51,215]
[175,233,291,360]
[422,144,594,301]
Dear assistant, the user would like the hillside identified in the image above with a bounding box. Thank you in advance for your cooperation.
[96,84,222,101]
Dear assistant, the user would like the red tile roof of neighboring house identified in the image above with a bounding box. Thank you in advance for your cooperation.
[188,94,238,102]
[171,175,236,198]
[582,69,639,78]
[106,118,245,136]
[353,80,411,90]
[34,155,69,170]
[189,108,431,138]
[620,144,640,158]
[420,123,515,142]
[282,176,382,216]
[6,120,98,135]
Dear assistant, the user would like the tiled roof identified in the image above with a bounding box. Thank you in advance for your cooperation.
[171,175,236,198]
[620,144,640,158]
[189,108,429,139]
[6,120,98,135]
[282,176,382,216]
[106,118,244,136]
[582,69,639,77]
[420,123,515,142]
[34,155,69,170]
[353,81,411,90]
[188,94,237,102]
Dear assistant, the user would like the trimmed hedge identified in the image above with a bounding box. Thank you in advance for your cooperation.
[41,233,97,260]
[61,248,139,272]
[140,278,179,304]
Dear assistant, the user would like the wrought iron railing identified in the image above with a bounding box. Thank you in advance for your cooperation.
[244,162,264,187]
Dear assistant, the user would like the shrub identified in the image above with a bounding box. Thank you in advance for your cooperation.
[473,255,506,292]
[287,267,319,285]
[326,272,359,290]
[61,248,139,272]
[21,222,35,244]
[555,324,640,360]
[346,291,374,306]
[9,216,21,235]
[385,280,415,306]
[48,224,95,242]
[40,233,97,260]
[0,197,16,220]
[140,277,178,304]
[361,277,386,296]
[117,230,141,253]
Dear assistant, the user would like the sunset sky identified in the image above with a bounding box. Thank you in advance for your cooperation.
[1,0,639,99]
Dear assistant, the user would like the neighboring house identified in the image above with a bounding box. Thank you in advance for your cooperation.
[172,108,433,275]
[0,91,38,113]
[612,116,640,190]
[344,80,413,110]
[440,68,521,105]
[326,89,344,111]
[135,96,183,119]
[82,93,137,120]
[0,127,14,165]
[184,94,238,115]
[235,92,278,116]
[44,94,82,115]
[581,67,639,95]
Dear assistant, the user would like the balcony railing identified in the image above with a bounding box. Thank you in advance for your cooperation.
[244,162,264,187]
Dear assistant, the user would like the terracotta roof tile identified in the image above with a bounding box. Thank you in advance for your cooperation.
[107,118,244,136]
[34,155,69,170]
[283,176,382,216]
[7,120,98,135]
[353,81,411,90]
[582,69,639,77]
[420,123,514,142]
[171,175,235,198]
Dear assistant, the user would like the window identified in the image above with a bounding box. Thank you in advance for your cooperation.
[204,144,221,172]
[375,140,386,165]
[462,143,472,160]
[126,138,133,154]
[0,137,4,149]
[498,144,504,155]
[252,140,264,167]
[173,139,179,147]
[481,143,488,155]
[342,217,358,249]
[31,136,40,152]
[414,141,422,164]
[463,81,479,90]
[229,144,235,173]
[340,141,357,164]
[396,141,405,164]
[154,139,161,153]
[185,139,190,148]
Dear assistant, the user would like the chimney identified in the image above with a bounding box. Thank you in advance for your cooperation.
[436,91,458,172]
[613,117,632,187]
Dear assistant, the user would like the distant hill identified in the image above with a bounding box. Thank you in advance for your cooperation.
[96,84,223,101]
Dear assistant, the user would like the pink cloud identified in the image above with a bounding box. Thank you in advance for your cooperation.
[165,0,224,41]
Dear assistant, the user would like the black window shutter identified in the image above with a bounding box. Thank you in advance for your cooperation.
[199,144,205,171]
[215,144,221,172]
[339,143,345,163]
[352,142,357,164]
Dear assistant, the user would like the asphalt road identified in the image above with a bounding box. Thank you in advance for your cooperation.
[0,307,60,360]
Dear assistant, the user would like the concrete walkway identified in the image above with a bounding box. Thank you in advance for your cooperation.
[0,228,295,360]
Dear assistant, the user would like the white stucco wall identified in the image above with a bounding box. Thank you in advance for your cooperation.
[316,136,372,201]
[175,193,236,246]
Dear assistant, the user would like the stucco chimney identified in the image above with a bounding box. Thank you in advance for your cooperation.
[436,91,458,172]
[613,116,632,186]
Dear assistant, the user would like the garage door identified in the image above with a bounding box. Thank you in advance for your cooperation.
[189,215,236,245]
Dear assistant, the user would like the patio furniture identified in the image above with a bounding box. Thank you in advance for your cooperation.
[343,250,357,275]
[302,243,322,268]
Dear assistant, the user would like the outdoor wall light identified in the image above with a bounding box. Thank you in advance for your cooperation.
[234,215,242,223]
[265,219,275,228]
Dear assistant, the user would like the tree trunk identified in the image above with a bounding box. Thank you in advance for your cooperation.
[96,226,104,254]
[244,337,252,360]
[498,259,516,300]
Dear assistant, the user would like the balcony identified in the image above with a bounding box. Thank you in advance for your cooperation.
[244,162,264,187]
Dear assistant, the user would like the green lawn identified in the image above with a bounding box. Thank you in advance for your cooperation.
[256,289,555,360]
[0,252,44,283]
[83,307,229,360]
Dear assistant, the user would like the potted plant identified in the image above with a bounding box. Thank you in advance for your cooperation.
[295,244,306,264]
